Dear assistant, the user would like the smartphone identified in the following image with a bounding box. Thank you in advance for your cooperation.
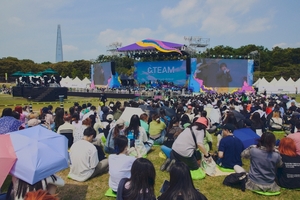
[159,180,170,193]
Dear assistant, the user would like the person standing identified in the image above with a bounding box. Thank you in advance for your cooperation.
[216,63,232,87]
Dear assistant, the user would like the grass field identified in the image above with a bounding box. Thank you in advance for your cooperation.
[0,94,299,200]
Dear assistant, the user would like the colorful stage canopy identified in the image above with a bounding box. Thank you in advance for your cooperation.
[117,39,185,54]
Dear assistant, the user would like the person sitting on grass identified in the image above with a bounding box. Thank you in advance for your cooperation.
[217,123,244,169]
[239,132,282,192]
[117,158,156,200]
[149,113,166,145]
[108,135,141,193]
[68,127,108,182]
[158,161,207,200]
[170,117,211,171]
[277,137,300,189]
[105,119,125,154]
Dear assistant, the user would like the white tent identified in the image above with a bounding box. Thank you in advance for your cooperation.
[60,76,73,87]
[258,77,271,93]
[252,78,261,88]
[69,77,85,88]
[286,77,295,86]
[269,77,277,86]
[82,77,91,85]
[119,107,145,123]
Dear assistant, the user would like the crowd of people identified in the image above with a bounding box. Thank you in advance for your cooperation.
[1,91,300,199]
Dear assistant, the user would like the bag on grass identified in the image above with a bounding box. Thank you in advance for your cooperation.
[223,172,248,192]
[202,158,216,176]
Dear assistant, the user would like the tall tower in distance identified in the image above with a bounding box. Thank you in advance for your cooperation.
[56,24,63,62]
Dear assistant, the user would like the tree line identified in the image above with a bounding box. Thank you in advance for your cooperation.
[0,44,299,82]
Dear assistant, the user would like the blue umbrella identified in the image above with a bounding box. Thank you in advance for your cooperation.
[8,125,68,184]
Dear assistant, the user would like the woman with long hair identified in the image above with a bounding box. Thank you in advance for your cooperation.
[241,132,282,192]
[158,161,207,200]
[149,113,166,145]
[250,112,265,136]
[277,137,300,189]
[108,135,139,193]
[125,114,150,155]
[105,119,125,154]
[117,158,156,200]
[54,107,64,132]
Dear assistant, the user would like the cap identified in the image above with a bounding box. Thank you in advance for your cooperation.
[116,119,125,126]
[196,117,208,128]
[28,119,41,127]
[188,105,193,109]
[106,114,114,121]
[221,123,236,133]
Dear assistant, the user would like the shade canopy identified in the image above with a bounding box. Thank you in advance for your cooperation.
[42,68,58,74]
[11,71,24,77]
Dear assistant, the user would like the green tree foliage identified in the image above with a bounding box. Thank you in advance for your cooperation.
[1,45,299,82]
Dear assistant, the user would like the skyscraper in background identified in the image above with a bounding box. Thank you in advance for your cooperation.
[55,25,63,62]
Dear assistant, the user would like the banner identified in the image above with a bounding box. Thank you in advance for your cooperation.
[134,60,187,86]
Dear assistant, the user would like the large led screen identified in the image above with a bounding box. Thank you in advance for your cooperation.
[193,58,253,87]
[134,60,187,86]
[91,62,112,85]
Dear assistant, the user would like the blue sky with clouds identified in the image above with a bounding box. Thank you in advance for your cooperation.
[1,0,299,63]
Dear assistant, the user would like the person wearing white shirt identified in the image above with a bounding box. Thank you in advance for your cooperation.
[68,127,108,182]
[108,135,140,192]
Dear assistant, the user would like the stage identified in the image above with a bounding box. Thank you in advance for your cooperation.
[12,86,68,102]
[12,86,138,101]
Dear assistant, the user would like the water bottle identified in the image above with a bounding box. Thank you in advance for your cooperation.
[127,131,134,148]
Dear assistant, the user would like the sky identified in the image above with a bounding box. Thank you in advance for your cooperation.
[1,0,300,63]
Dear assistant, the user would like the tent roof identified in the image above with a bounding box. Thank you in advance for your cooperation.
[117,39,184,52]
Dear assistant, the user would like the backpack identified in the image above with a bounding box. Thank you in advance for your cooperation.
[223,172,248,192]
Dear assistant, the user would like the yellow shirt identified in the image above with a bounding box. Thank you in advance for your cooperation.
[149,121,166,139]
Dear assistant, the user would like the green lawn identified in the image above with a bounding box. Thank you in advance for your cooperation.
[1,94,299,199]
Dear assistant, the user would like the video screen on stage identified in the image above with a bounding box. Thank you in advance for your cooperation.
[91,62,112,85]
[192,58,253,87]
[134,60,187,86]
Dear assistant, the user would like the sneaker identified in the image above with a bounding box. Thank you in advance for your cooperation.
[160,158,171,171]
[166,159,176,172]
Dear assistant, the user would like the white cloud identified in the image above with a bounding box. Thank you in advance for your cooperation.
[160,0,272,36]
[161,0,202,27]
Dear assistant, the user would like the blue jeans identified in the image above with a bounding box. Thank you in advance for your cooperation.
[161,145,172,158]
[151,130,166,145]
